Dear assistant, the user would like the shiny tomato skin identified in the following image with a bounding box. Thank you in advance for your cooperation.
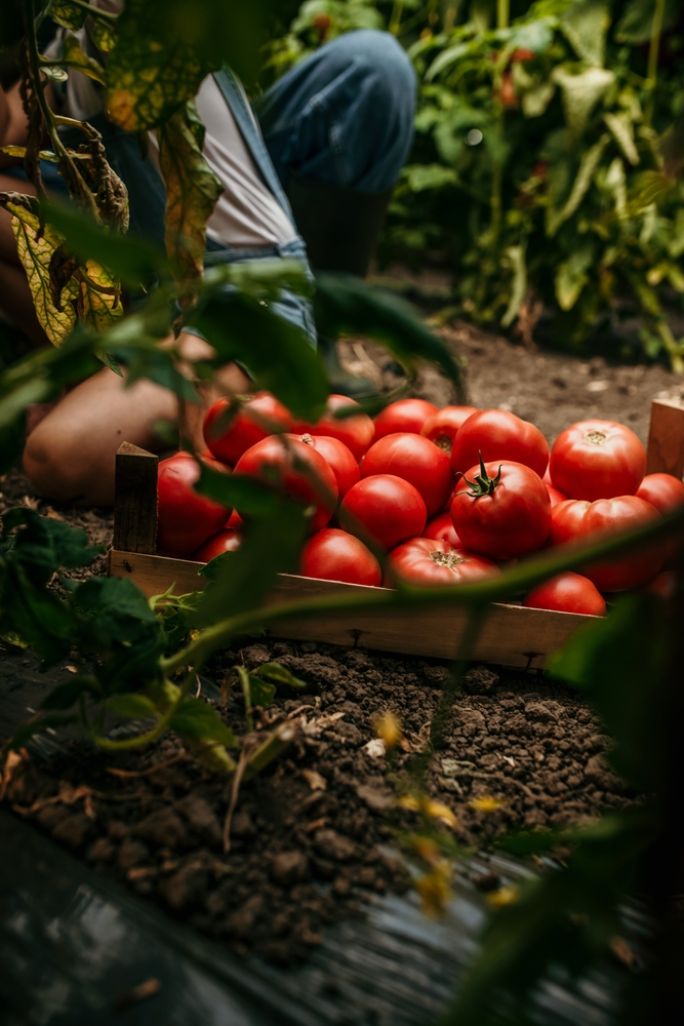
[550,496,662,591]
[549,419,646,501]
[523,572,606,615]
[194,529,242,562]
[373,398,439,439]
[421,405,478,453]
[301,434,359,498]
[425,512,461,547]
[203,392,293,466]
[300,528,382,586]
[234,434,338,530]
[340,474,427,551]
[157,452,230,557]
[450,460,551,559]
[360,432,452,516]
[297,394,375,460]
[450,409,549,478]
[636,473,684,513]
[387,538,499,587]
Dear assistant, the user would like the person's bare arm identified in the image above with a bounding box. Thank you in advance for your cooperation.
[0,80,29,168]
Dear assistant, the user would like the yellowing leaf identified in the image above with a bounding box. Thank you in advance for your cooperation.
[398,793,459,828]
[78,259,123,333]
[375,710,402,750]
[8,202,78,346]
[486,885,519,909]
[159,101,221,303]
[469,795,505,813]
[415,862,452,917]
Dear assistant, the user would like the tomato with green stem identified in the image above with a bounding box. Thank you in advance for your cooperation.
[450,457,551,559]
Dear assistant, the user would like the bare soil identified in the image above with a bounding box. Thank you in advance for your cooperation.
[2,321,680,959]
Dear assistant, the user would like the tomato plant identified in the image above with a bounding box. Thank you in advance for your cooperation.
[340,474,427,550]
[157,452,230,557]
[421,405,478,452]
[450,458,551,559]
[549,419,646,501]
[203,392,293,467]
[300,528,382,586]
[550,496,663,591]
[373,397,439,439]
[523,572,606,616]
[234,435,338,530]
[450,409,549,478]
[360,431,452,516]
[387,538,499,587]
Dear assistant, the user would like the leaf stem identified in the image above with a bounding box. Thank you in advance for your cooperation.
[58,0,118,20]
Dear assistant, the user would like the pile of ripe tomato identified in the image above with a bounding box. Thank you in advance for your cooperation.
[157,393,684,617]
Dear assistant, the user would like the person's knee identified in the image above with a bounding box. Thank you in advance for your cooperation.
[333,29,416,109]
[22,421,107,504]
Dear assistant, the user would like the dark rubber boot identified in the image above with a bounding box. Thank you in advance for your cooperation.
[288,175,393,397]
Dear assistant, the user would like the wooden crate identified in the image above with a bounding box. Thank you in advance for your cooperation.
[109,398,684,670]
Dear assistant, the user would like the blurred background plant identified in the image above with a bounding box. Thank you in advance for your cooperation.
[266,1,684,368]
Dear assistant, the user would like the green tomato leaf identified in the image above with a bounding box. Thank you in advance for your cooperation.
[313,274,465,400]
[41,676,101,711]
[170,695,237,747]
[559,1,611,65]
[254,662,307,690]
[104,693,158,719]
[552,67,614,137]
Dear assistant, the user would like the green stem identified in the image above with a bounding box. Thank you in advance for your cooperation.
[646,0,666,123]
[497,0,510,30]
[57,0,118,20]
[88,678,185,752]
[389,0,405,36]
[161,504,684,676]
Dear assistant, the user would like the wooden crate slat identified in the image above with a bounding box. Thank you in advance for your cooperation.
[109,551,592,669]
[646,397,684,478]
[113,442,159,553]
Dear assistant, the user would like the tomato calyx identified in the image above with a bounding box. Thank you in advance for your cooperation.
[463,455,502,498]
[429,549,465,569]
[585,430,608,446]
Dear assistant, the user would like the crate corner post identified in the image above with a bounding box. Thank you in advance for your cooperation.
[111,442,159,560]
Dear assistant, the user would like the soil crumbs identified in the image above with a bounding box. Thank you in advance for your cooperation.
[1,321,672,961]
[5,641,632,963]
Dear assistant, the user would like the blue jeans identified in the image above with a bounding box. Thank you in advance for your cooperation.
[7,31,416,345]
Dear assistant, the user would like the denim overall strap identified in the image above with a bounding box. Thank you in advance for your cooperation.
[211,68,296,223]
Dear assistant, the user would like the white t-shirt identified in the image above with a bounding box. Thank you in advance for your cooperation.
[52,7,296,249]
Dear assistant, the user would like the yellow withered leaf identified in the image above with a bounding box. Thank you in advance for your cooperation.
[398,793,459,828]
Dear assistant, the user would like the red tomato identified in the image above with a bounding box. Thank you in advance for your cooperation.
[387,538,499,587]
[234,434,338,530]
[499,71,517,108]
[157,452,230,557]
[360,432,452,516]
[421,405,478,453]
[425,512,461,547]
[523,572,606,615]
[451,409,549,478]
[550,496,662,591]
[300,528,382,586]
[373,398,439,439]
[450,459,551,559]
[203,391,293,466]
[300,434,359,498]
[545,481,568,507]
[297,394,375,460]
[637,472,684,564]
[341,474,427,550]
[226,508,243,530]
[645,571,676,600]
[636,473,684,513]
[511,48,535,62]
[194,529,242,562]
[549,419,646,501]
